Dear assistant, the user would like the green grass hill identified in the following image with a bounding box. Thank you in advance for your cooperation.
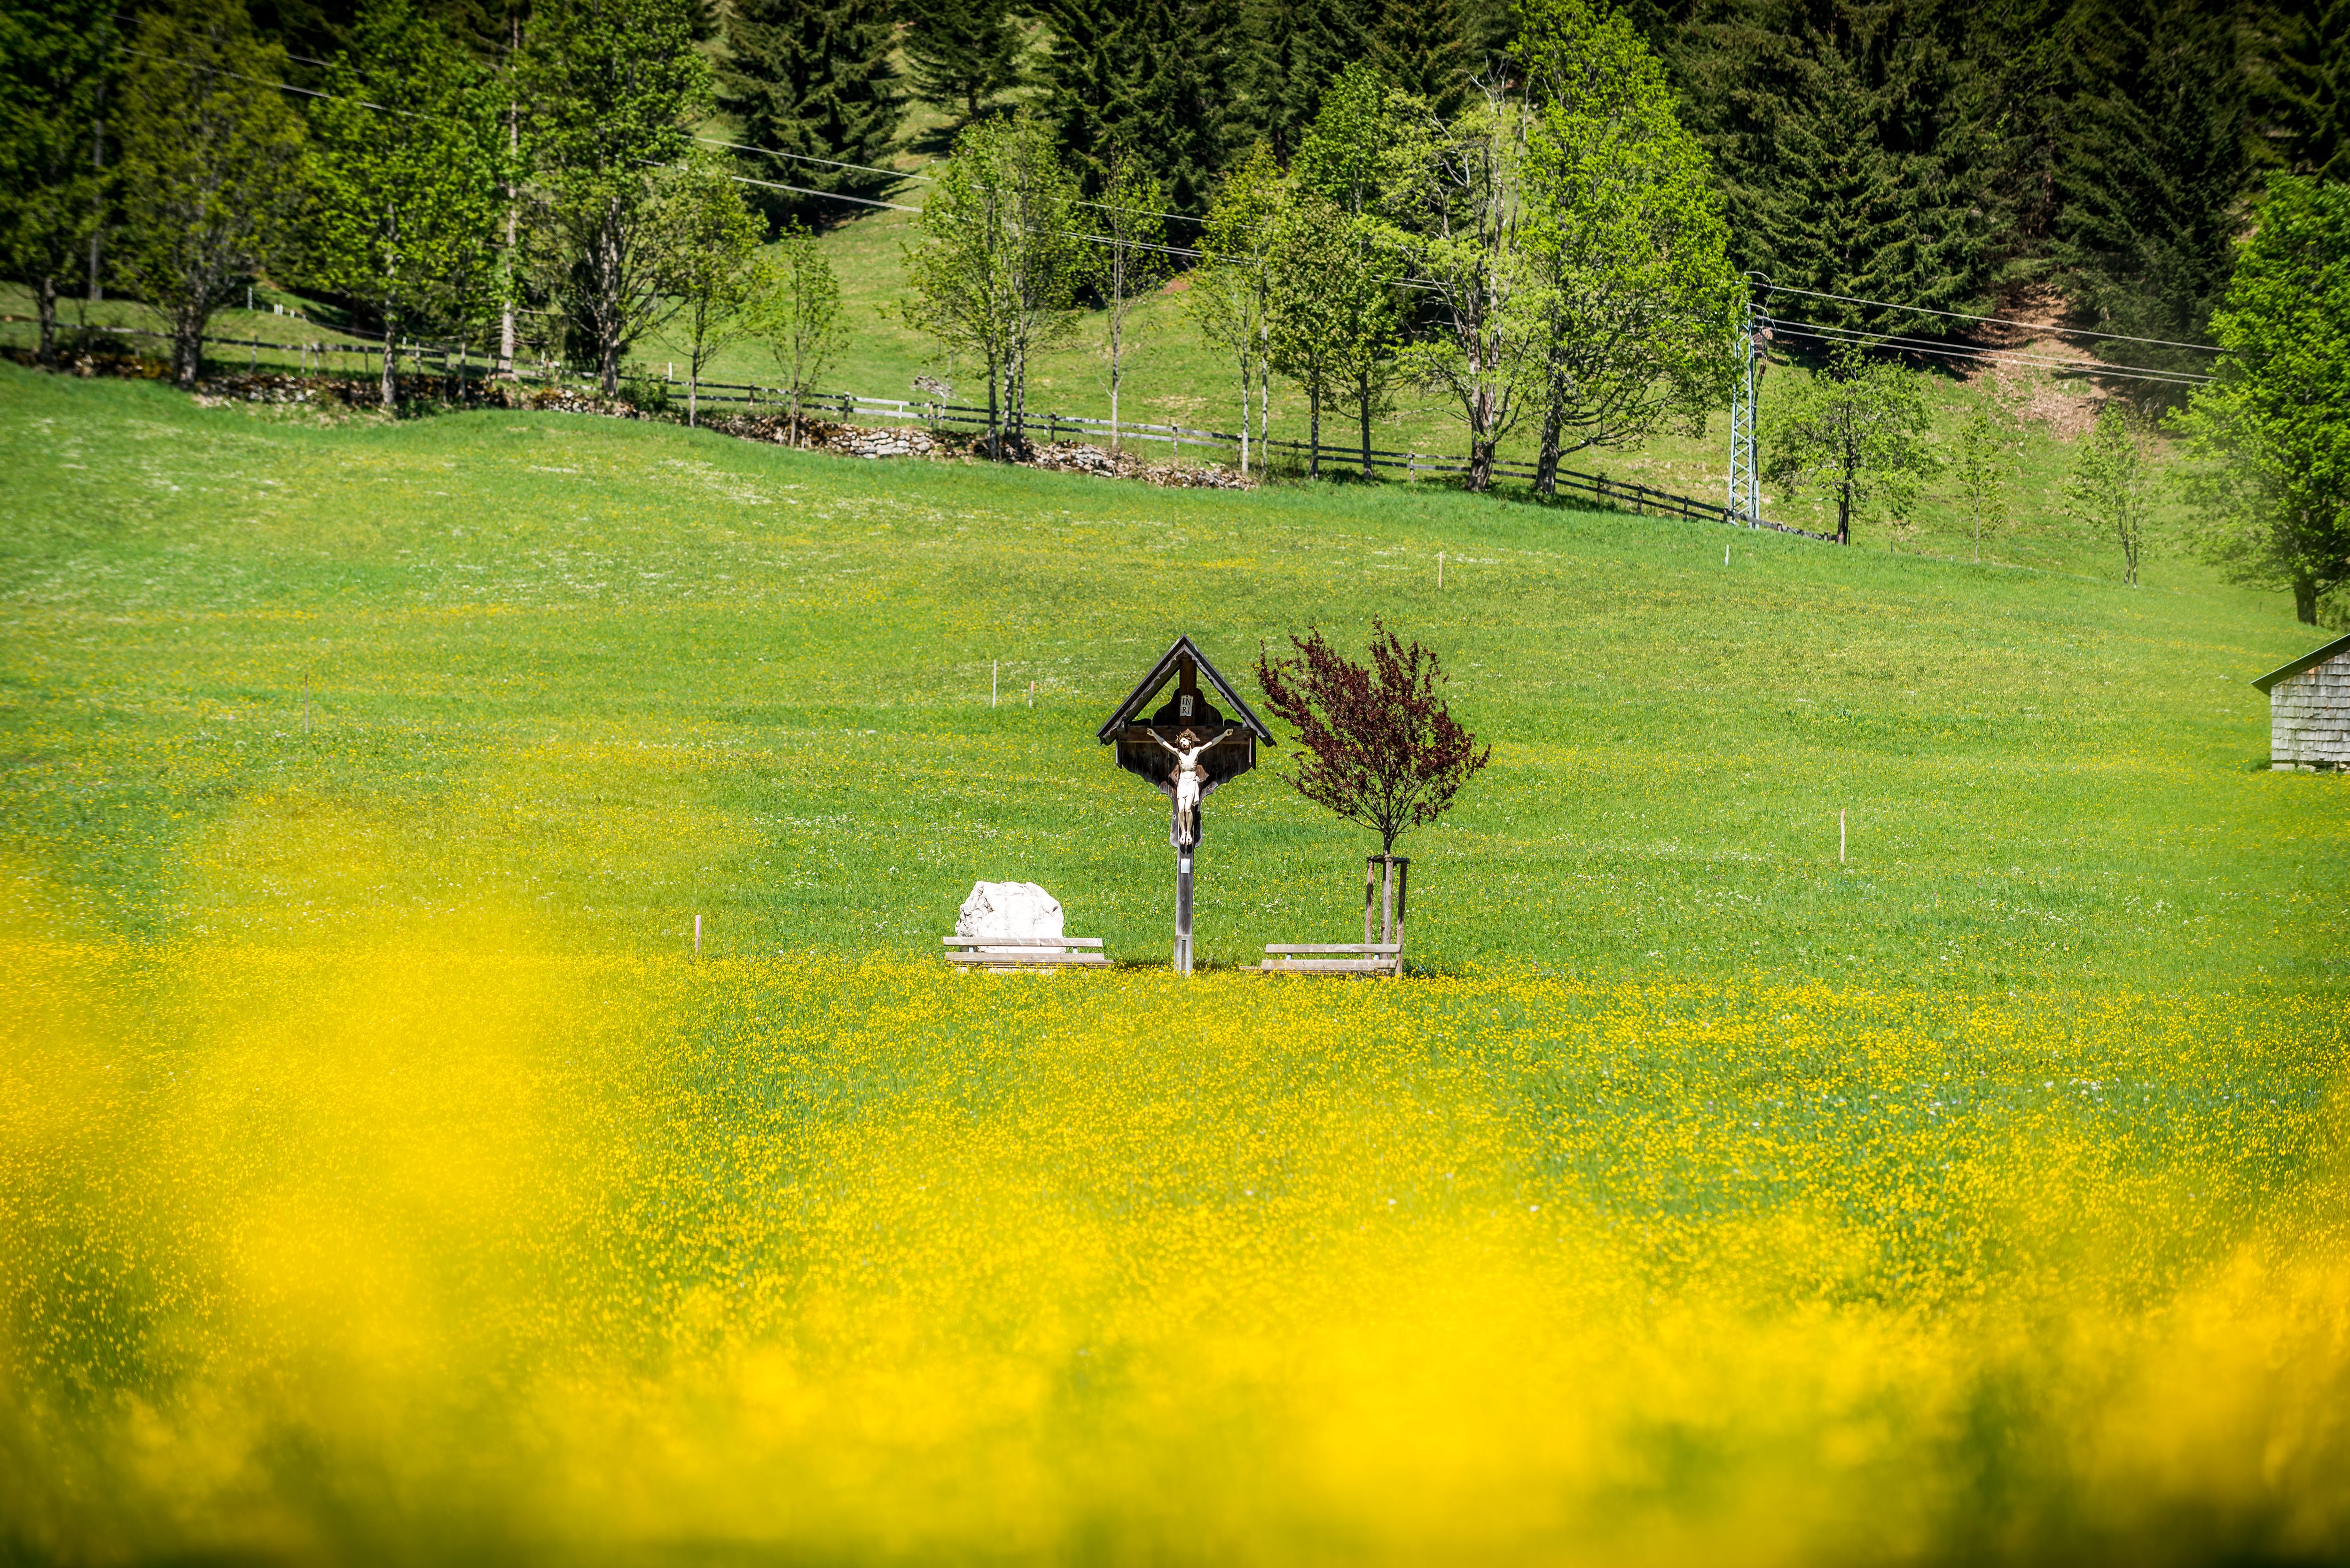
[2,363,2339,990]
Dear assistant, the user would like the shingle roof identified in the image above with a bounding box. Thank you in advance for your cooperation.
[2252,631,2350,694]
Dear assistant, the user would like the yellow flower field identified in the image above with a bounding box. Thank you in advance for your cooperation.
[6,932,2343,1564]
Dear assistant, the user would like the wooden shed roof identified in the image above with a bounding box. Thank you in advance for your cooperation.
[2252,631,2350,694]
[1096,635,1276,743]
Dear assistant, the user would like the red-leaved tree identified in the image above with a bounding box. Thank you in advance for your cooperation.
[1254,621,1491,856]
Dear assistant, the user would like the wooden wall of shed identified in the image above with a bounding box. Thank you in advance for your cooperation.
[2272,650,2350,766]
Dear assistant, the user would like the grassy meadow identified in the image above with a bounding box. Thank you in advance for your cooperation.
[2,362,2347,1564]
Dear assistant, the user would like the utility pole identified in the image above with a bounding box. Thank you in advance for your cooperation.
[1728,281,1770,525]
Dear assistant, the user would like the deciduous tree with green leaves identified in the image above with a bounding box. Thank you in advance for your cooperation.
[1090,150,1168,451]
[901,111,1081,455]
[1184,141,1284,475]
[112,0,308,389]
[2179,174,2350,624]
[750,223,846,443]
[306,0,500,411]
[522,0,711,395]
[666,156,763,427]
[1292,63,1409,480]
[1264,194,1391,479]
[1514,0,1741,498]
[1763,344,1933,545]
[0,0,116,368]
[2066,402,2156,586]
[1392,83,1540,492]
[1952,398,2019,564]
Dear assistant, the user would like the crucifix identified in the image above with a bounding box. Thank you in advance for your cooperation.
[1096,636,1274,975]
[1146,723,1240,847]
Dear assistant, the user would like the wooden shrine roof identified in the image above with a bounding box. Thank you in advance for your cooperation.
[1096,635,1276,744]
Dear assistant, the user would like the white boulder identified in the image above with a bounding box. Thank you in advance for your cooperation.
[956,881,1065,952]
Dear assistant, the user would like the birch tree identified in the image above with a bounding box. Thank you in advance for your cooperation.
[1089,149,1168,451]
[2066,403,2156,587]
[1952,399,2019,564]
[1265,196,1394,480]
[1393,83,1538,492]
[1293,64,1409,480]
[901,111,1081,455]
[667,156,762,427]
[751,224,846,442]
[1184,143,1283,475]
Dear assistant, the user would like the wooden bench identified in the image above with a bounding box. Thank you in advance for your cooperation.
[1258,942,1402,977]
[943,936,1110,970]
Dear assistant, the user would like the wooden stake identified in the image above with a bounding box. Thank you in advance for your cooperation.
[1438,552,1444,589]
[694,913,702,955]
[303,668,310,734]
[1391,858,1409,978]
[1027,680,1034,707]
[992,661,998,708]
[1840,808,1846,864]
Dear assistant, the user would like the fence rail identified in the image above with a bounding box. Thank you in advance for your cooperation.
[697,385,1831,541]
[6,318,1831,541]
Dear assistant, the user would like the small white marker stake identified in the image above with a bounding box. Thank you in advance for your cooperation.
[1840,808,1847,864]
[1438,552,1444,589]
[694,913,702,955]
[1725,543,1731,566]
[1027,680,1034,707]
[992,661,998,708]
[303,668,311,735]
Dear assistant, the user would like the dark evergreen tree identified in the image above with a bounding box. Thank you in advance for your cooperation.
[2246,0,2347,181]
[1370,0,1476,117]
[246,0,360,78]
[903,0,1020,125]
[718,0,902,229]
[2052,0,2248,387]
[1656,0,2011,336]
[1033,0,1237,210]
[1228,0,1371,166]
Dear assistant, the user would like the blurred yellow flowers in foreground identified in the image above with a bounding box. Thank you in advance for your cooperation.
[3,937,2345,1564]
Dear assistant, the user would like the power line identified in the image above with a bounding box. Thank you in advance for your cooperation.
[1762,281,2220,353]
[1776,321,2213,387]
[726,172,917,213]
[1770,320,2213,388]
[111,44,2209,374]
[694,135,1215,230]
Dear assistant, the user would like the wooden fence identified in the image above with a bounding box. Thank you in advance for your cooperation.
[6,317,1833,542]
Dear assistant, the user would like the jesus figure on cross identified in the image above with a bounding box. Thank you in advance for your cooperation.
[1148,725,1239,847]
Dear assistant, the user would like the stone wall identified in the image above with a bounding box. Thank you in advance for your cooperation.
[2272,649,2350,769]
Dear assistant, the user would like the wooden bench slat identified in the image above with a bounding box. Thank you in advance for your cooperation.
[946,952,1110,966]
[1259,958,1394,974]
[943,936,1104,947]
[1262,943,1401,954]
